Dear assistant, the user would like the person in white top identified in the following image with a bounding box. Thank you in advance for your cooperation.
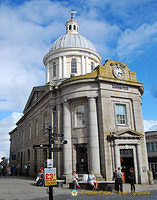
[72,171,80,189]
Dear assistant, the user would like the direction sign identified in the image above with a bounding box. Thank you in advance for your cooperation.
[44,168,57,186]
[33,144,49,149]
[53,133,64,137]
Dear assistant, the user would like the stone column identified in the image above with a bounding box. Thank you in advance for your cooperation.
[88,97,101,176]
[114,144,120,169]
[63,101,72,180]
[81,55,85,75]
[85,56,88,73]
[63,56,66,78]
[46,62,50,83]
[58,57,62,79]
[136,143,142,183]
[56,104,62,177]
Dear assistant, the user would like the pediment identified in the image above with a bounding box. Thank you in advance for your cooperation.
[114,129,143,139]
[106,129,143,141]
[23,85,50,113]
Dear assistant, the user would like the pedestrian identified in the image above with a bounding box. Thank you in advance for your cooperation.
[15,167,19,176]
[2,166,6,176]
[128,167,135,192]
[152,168,156,179]
[36,169,45,186]
[115,167,123,192]
[88,171,98,190]
[72,171,80,189]
[10,165,14,176]
[113,169,118,191]
[19,168,22,176]
[24,164,28,176]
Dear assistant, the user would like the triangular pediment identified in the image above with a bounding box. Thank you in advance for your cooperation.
[23,85,50,114]
[114,129,143,139]
[106,129,143,141]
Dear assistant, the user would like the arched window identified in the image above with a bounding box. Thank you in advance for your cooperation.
[53,62,56,77]
[71,59,77,73]
[69,25,72,30]
[91,62,95,71]
[74,25,76,30]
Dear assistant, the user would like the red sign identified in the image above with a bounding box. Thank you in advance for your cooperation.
[44,168,57,186]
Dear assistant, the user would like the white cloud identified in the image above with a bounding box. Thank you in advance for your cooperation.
[0,112,23,159]
[79,17,121,58]
[117,22,157,59]
[0,0,68,111]
[143,120,157,132]
[1,0,157,113]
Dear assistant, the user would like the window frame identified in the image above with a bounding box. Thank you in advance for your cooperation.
[53,62,56,77]
[71,58,77,73]
[91,62,95,71]
[73,104,86,128]
[115,104,127,125]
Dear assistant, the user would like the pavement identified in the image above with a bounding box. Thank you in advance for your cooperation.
[0,176,157,200]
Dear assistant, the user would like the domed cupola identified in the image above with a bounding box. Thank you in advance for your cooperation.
[65,18,79,34]
[43,11,102,84]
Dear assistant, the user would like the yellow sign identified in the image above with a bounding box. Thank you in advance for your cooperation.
[44,168,57,186]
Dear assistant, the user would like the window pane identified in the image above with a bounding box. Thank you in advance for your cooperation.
[91,62,94,71]
[115,104,127,125]
[71,59,77,73]
[155,142,157,151]
[53,62,56,77]
[151,143,155,151]
[74,105,85,127]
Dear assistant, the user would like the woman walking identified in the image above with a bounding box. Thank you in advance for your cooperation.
[128,167,135,192]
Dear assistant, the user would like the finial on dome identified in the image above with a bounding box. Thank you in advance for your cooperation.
[66,10,79,34]
[71,10,77,19]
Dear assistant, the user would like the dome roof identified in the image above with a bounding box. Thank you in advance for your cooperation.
[50,33,96,52]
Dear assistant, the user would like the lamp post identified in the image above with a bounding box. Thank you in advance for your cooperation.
[47,125,53,200]
[33,125,67,200]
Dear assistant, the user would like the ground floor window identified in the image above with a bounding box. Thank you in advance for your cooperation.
[74,105,85,128]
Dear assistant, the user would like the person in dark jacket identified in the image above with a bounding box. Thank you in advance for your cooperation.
[128,167,135,192]
[113,169,118,191]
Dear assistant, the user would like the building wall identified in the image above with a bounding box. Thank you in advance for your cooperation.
[9,63,149,183]
[145,131,157,174]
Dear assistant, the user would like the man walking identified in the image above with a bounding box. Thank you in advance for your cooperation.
[115,167,123,192]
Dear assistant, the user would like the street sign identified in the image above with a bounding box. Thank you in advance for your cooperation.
[33,144,49,149]
[52,140,67,144]
[44,168,57,186]
[47,159,53,168]
[53,133,64,137]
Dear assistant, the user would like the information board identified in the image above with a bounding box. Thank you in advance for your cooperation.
[44,168,57,186]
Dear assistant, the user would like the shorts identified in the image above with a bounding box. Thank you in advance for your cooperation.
[89,180,97,186]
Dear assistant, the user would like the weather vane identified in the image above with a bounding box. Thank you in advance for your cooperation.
[71,9,77,19]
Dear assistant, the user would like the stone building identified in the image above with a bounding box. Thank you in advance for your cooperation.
[9,15,149,183]
[145,131,157,176]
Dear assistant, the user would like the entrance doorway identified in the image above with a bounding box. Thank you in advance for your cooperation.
[76,144,88,174]
[120,149,134,183]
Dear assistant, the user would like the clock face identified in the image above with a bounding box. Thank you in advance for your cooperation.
[113,67,124,79]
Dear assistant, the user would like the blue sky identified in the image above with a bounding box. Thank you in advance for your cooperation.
[0,0,157,158]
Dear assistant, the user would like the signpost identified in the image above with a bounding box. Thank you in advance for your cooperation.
[33,125,67,200]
